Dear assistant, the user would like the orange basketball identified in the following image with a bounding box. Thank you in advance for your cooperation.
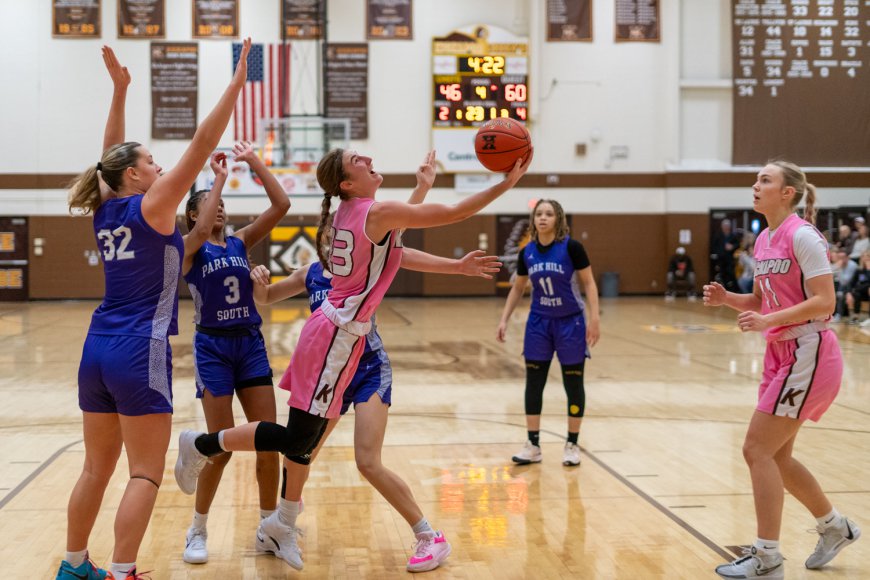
[474,119,531,172]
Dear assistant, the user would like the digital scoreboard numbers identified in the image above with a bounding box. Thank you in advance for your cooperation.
[432,25,529,172]
[732,0,870,166]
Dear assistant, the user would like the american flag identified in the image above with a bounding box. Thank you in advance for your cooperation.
[232,43,291,142]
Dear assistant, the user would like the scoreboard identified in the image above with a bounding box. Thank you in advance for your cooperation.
[432,25,529,172]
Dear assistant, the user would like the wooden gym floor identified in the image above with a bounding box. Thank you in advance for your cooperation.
[0,297,867,578]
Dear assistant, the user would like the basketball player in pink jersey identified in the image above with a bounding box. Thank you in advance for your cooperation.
[705,161,860,579]
[175,147,533,571]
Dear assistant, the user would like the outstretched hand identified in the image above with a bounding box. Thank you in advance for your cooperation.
[233,38,252,85]
[702,281,727,307]
[102,46,130,90]
[457,250,502,279]
[415,150,437,191]
[232,140,257,164]
[250,264,270,286]
[209,152,228,178]
[503,147,534,187]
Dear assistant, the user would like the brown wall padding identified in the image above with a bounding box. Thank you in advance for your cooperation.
[26,213,711,298]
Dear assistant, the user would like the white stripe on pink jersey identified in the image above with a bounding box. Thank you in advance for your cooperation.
[754,213,830,341]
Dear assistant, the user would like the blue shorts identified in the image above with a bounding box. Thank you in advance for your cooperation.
[523,311,588,365]
[193,329,273,398]
[340,348,392,415]
[78,333,173,415]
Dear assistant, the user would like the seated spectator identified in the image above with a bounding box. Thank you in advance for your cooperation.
[849,222,869,264]
[845,250,870,323]
[835,224,854,256]
[832,248,858,322]
[666,246,696,301]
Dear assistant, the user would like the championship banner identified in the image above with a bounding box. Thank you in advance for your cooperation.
[151,42,198,140]
[614,0,659,42]
[325,44,369,140]
[546,0,592,42]
[282,0,323,39]
[193,0,239,39]
[118,0,164,39]
[366,0,413,40]
[53,0,101,38]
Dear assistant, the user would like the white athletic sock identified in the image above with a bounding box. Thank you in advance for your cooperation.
[110,562,135,578]
[753,538,779,553]
[260,508,276,520]
[65,549,88,568]
[192,510,208,530]
[412,517,435,537]
[817,507,843,528]
[217,430,228,452]
[278,497,300,527]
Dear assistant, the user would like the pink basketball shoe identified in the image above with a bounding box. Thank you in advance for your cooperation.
[407,531,451,572]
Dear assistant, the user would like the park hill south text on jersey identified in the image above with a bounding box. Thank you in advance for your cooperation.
[528,261,566,307]
[202,255,252,322]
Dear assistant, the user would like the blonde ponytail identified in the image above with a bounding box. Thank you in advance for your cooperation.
[67,166,102,215]
[68,141,143,215]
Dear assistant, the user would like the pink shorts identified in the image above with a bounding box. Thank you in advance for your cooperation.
[278,309,365,419]
[758,330,842,422]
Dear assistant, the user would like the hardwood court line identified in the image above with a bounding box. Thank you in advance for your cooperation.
[575,436,734,562]
[394,411,735,562]
[0,439,81,510]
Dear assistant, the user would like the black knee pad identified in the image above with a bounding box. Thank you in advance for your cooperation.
[561,363,585,417]
[524,359,552,415]
[254,408,328,460]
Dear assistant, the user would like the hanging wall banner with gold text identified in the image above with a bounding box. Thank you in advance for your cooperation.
[366,0,413,40]
[193,0,239,39]
[325,44,369,140]
[151,42,198,140]
[53,0,101,38]
[731,0,870,166]
[614,0,659,42]
[119,0,165,39]
[547,0,592,41]
[282,0,323,39]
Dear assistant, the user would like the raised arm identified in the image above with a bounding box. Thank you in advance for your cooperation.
[231,141,291,249]
[406,150,437,205]
[401,248,501,278]
[496,274,528,342]
[577,266,600,347]
[182,152,227,275]
[142,38,252,235]
[366,149,533,242]
[101,46,130,152]
[250,263,311,305]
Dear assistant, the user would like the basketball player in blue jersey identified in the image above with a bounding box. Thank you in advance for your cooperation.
[54,42,252,580]
[497,199,600,467]
[178,140,290,564]
[247,242,501,572]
